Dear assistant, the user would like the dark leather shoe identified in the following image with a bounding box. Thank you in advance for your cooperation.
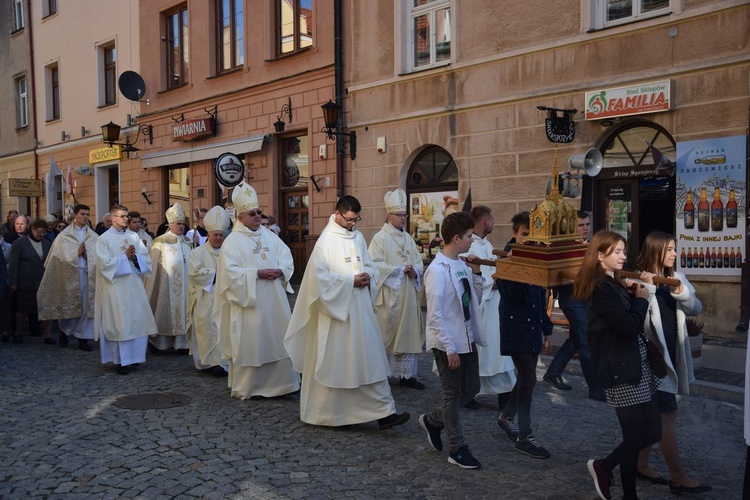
[117,365,130,375]
[58,332,69,347]
[543,374,572,391]
[669,480,712,494]
[378,412,410,430]
[399,377,426,390]
[637,471,669,485]
[78,339,92,352]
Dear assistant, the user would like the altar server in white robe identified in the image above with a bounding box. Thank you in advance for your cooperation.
[187,206,229,373]
[128,211,153,249]
[285,195,410,429]
[94,204,158,374]
[368,188,425,390]
[37,204,98,351]
[145,202,192,351]
[214,182,299,399]
[461,205,516,409]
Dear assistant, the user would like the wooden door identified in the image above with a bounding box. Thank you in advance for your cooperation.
[283,190,309,283]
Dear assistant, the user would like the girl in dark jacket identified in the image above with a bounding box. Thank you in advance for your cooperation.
[575,230,661,500]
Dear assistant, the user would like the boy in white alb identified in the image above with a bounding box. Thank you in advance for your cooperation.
[418,212,486,469]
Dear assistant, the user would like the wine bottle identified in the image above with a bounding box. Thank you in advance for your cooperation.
[730,247,736,268]
[680,247,686,268]
[686,248,692,268]
[726,189,738,228]
[723,247,730,268]
[697,188,709,232]
[683,190,695,229]
[692,247,699,268]
[711,187,723,231]
[704,247,710,268]
[698,248,705,268]
[710,247,717,268]
[717,248,723,268]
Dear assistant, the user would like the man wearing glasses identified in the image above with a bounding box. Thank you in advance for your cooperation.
[37,204,98,351]
[94,205,158,374]
[368,188,426,390]
[145,203,193,353]
[214,182,299,399]
[285,195,409,430]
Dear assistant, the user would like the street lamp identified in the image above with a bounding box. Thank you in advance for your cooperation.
[320,100,356,160]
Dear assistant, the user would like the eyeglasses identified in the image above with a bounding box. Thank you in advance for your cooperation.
[247,210,262,217]
[339,214,362,224]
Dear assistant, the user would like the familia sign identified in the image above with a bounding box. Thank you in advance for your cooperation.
[173,117,215,142]
[585,80,671,121]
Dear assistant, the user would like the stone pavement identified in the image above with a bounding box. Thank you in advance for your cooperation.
[0,334,745,499]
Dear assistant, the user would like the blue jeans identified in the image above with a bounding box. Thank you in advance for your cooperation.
[426,347,480,453]
[546,290,602,394]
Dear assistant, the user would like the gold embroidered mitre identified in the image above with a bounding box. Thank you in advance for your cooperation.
[166,202,186,223]
[384,188,407,213]
[203,205,230,232]
[232,181,259,214]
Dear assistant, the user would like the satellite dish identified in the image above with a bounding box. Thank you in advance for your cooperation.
[118,71,147,102]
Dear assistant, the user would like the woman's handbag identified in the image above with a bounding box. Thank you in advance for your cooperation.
[642,334,668,379]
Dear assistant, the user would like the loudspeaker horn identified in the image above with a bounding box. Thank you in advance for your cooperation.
[569,148,602,177]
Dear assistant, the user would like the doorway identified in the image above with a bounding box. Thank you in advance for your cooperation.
[279,134,309,282]
[94,163,119,220]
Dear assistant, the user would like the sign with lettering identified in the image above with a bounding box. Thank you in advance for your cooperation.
[173,117,214,142]
[89,146,122,164]
[585,80,671,120]
[214,153,244,187]
[9,178,43,197]
[74,164,94,176]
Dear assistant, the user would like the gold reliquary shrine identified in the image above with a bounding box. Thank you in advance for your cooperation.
[493,148,587,288]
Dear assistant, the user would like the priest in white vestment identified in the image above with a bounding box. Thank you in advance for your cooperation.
[214,183,299,398]
[94,204,158,374]
[368,189,425,390]
[187,206,229,373]
[37,204,98,351]
[462,205,516,409]
[285,195,410,429]
[145,203,192,351]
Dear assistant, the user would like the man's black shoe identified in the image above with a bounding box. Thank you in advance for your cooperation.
[399,377,426,390]
[78,339,92,352]
[418,414,443,451]
[117,365,130,375]
[378,412,410,430]
[58,332,69,347]
[543,374,572,391]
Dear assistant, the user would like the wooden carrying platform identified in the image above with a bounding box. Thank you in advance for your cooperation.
[492,242,588,288]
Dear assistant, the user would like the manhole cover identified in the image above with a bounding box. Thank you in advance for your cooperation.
[113,392,191,410]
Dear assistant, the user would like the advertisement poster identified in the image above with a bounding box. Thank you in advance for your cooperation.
[409,190,460,261]
[605,184,632,242]
[676,135,746,275]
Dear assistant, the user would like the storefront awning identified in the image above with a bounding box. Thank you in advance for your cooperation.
[140,134,267,168]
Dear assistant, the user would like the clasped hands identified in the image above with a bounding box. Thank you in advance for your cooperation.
[258,269,282,281]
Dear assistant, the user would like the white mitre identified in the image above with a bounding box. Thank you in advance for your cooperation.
[166,202,186,223]
[384,188,407,213]
[203,206,230,232]
[232,181,259,214]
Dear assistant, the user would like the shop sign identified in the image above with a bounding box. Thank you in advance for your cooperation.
[675,135,746,277]
[89,146,122,164]
[585,80,671,120]
[173,117,214,142]
[214,153,244,187]
[8,178,43,197]
[74,164,94,176]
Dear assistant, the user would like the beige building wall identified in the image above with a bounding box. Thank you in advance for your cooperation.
[30,0,140,221]
[348,1,750,335]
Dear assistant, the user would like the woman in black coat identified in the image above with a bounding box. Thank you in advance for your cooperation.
[575,230,661,500]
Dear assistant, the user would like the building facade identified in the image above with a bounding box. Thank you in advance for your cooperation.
[347,0,750,334]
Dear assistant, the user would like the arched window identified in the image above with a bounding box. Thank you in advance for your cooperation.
[405,146,459,262]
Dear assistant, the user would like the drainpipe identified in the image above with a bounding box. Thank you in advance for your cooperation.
[27,0,40,217]
[334,0,344,198]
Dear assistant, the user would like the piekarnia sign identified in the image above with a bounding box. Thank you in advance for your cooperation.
[173,117,214,142]
[585,80,672,121]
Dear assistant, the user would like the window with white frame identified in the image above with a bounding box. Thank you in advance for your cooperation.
[592,0,671,30]
[103,45,117,105]
[12,0,24,31]
[404,0,451,72]
[15,76,28,128]
[45,63,60,121]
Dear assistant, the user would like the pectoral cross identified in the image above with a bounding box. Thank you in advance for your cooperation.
[396,249,409,262]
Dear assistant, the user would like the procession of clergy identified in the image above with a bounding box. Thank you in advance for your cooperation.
[35,183,513,430]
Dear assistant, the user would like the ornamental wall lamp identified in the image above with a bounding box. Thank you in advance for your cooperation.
[273,97,293,133]
[320,100,356,160]
[101,120,153,159]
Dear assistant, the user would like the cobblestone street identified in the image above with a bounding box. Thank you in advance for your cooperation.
[0,336,744,499]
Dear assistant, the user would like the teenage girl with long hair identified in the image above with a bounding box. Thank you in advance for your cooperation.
[575,230,662,500]
[634,231,711,494]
